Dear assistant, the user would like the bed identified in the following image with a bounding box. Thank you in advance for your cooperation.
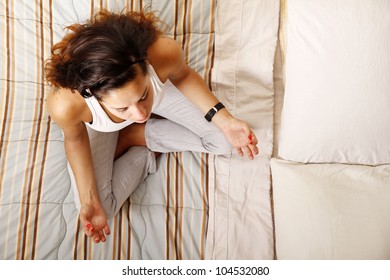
[1,0,389,260]
[272,0,390,259]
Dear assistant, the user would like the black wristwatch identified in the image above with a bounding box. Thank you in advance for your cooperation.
[204,102,225,122]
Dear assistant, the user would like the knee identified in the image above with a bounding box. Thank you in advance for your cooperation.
[202,132,232,155]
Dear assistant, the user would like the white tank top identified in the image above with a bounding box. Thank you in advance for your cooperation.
[84,64,165,132]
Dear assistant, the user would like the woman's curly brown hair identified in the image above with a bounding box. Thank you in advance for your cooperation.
[45,9,162,100]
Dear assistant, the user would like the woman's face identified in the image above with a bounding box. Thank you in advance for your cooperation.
[100,72,154,123]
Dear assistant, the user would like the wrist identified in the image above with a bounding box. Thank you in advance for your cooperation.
[210,107,235,130]
[204,102,225,122]
[79,188,100,206]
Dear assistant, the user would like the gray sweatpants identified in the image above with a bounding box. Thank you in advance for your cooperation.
[69,87,232,219]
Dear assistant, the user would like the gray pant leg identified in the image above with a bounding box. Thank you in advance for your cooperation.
[146,83,232,154]
[104,146,156,219]
[146,118,230,154]
[68,126,156,219]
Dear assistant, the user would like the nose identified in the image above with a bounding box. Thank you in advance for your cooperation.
[129,105,148,122]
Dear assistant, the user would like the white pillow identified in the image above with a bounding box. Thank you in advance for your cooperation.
[271,158,390,260]
[278,0,390,165]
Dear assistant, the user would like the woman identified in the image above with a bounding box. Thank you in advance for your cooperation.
[45,10,258,243]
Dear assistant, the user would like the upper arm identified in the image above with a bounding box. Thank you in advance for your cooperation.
[47,87,88,140]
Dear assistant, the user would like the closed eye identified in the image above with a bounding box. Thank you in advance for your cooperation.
[139,88,148,101]
[116,107,128,113]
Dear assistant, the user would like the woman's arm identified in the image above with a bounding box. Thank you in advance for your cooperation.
[47,88,110,242]
[148,37,259,159]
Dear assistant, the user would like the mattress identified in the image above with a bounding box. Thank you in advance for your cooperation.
[1,0,277,259]
[0,0,214,260]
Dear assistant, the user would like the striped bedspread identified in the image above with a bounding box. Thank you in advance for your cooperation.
[0,0,215,260]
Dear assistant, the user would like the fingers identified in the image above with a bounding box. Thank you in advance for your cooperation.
[104,225,111,236]
[248,129,260,146]
[79,213,110,243]
[240,146,253,160]
[249,143,259,158]
[84,223,95,237]
[98,230,106,243]
[236,145,259,160]
[239,146,257,160]
[90,230,108,243]
[80,213,94,237]
[236,147,244,157]
[82,222,105,242]
[236,129,259,160]
[92,224,110,243]
[248,133,259,158]
[92,231,100,243]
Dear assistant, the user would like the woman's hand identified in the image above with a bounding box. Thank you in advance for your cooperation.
[79,202,111,243]
[221,118,259,160]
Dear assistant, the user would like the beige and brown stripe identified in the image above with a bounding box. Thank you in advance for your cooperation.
[0,0,215,260]
[1,0,68,259]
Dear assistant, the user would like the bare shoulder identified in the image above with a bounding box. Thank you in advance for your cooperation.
[47,87,91,128]
[147,36,185,81]
[148,36,183,58]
